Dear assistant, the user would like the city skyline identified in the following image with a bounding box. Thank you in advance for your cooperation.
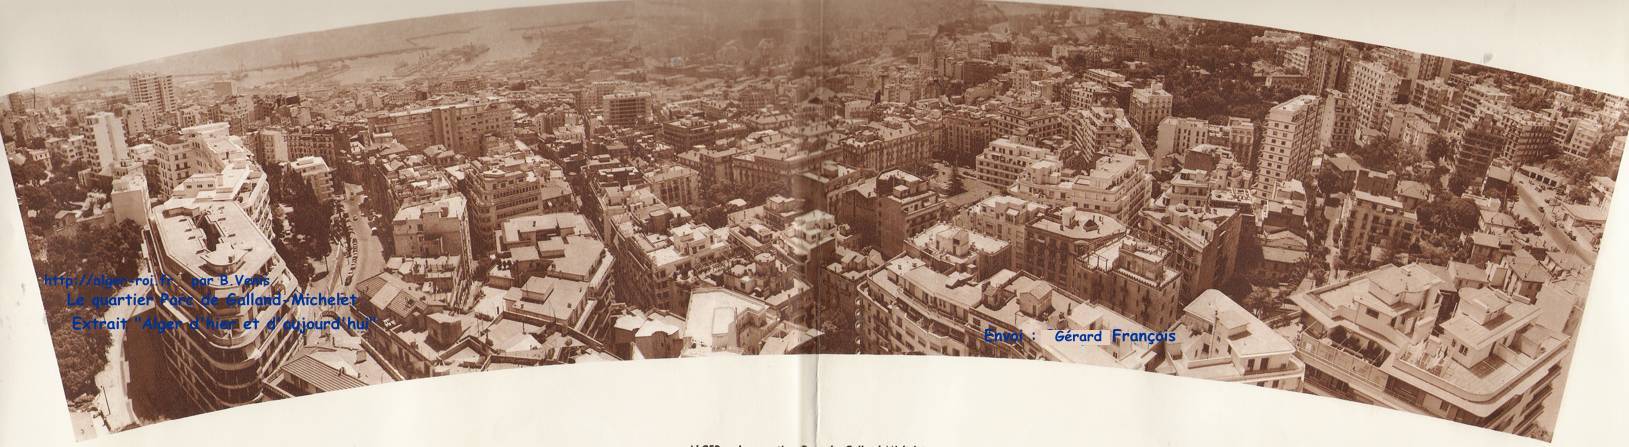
[2,0,1623,442]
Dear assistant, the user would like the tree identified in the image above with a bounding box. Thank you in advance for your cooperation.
[1447,173,1472,196]
[17,184,54,213]
[1426,136,1453,163]
[34,219,142,401]
[1419,197,1481,239]
[266,164,336,283]
[744,182,790,205]
[946,167,967,196]
[11,160,48,186]
[1316,167,1352,195]
[1218,276,1253,306]
[1348,137,1420,174]
[1517,218,1540,235]
[47,180,87,204]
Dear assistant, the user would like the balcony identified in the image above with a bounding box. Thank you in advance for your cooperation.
[1295,334,1389,389]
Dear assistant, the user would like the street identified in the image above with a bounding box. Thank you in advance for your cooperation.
[1512,179,1595,265]
[88,282,150,435]
[340,184,386,295]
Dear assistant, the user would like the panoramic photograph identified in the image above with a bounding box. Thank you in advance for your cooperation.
[0,0,1620,441]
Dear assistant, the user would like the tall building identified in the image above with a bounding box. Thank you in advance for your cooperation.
[1256,95,1322,196]
[128,72,179,114]
[941,106,997,165]
[1410,78,1457,118]
[1284,46,1311,74]
[153,122,266,218]
[953,194,1049,263]
[1349,61,1402,135]
[660,116,716,149]
[991,100,1066,144]
[393,194,472,260]
[1306,40,1359,94]
[972,138,1052,189]
[1291,264,1568,438]
[1074,233,1184,329]
[905,223,1011,281]
[859,255,1158,370]
[288,156,335,202]
[877,170,944,257]
[466,155,548,240]
[731,138,830,191]
[1135,205,1242,302]
[1156,116,1256,170]
[276,124,360,165]
[643,164,701,207]
[1554,114,1606,160]
[1456,84,1512,129]
[123,102,161,136]
[1129,83,1172,136]
[1377,48,1455,82]
[1318,90,1356,152]
[604,91,652,127]
[87,111,129,174]
[252,128,291,163]
[839,118,933,173]
[1157,117,1212,169]
[1336,190,1418,260]
[168,157,274,237]
[6,91,26,113]
[110,172,150,225]
[1493,108,1558,164]
[1065,106,1143,157]
[368,100,514,156]
[1010,153,1149,225]
[1024,207,1125,287]
[1455,116,1508,180]
[143,198,304,412]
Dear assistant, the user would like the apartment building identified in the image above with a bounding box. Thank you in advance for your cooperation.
[143,199,304,412]
[1336,190,1418,261]
[393,194,471,260]
[1135,204,1242,302]
[860,256,1158,369]
[368,100,514,156]
[1256,95,1321,196]
[1129,83,1172,136]
[288,155,335,202]
[952,194,1049,264]
[1291,264,1567,437]
[1074,234,1184,329]
[877,170,945,257]
[972,138,1052,189]
[1163,289,1305,390]
[1010,153,1149,224]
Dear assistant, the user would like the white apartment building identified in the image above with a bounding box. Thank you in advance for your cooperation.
[1291,264,1568,438]
[1164,289,1305,390]
[87,111,128,174]
[1009,153,1149,224]
[972,138,1053,189]
[1256,95,1321,196]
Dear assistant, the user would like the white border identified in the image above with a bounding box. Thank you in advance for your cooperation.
[2,1,1627,445]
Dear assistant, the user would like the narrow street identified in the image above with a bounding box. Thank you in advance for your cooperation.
[341,184,386,294]
[88,282,150,436]
[1512,179,1595,264]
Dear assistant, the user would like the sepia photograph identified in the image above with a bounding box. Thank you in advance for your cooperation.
[1,0,1620,442]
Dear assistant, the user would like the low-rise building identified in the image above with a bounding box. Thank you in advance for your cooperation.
[1162,289,1304,390]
